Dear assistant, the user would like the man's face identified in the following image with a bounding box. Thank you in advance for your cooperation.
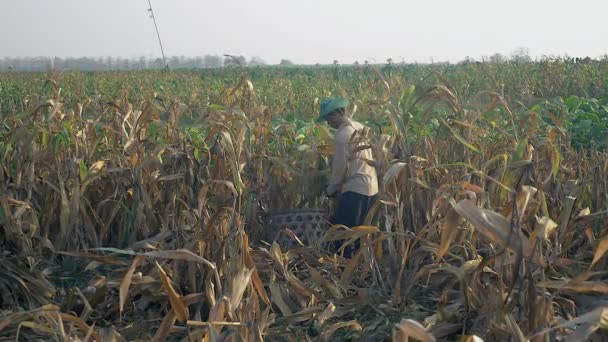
[326,113,342,129]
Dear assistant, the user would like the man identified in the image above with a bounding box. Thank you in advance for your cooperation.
[317,98,378,256]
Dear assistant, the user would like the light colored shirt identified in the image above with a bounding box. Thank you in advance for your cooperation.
[327,119,379,196]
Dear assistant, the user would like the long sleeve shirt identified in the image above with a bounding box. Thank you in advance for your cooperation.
[326,120,379,197]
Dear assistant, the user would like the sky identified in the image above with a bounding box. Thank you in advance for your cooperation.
[1,0,607,65]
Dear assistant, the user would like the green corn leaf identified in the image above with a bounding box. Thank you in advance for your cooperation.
[441,118,480,153]
[79,160,88,182]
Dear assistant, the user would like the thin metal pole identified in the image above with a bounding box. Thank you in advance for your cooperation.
[147,0,168,69]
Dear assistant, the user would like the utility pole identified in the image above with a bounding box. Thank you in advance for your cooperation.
[147,0,168,69]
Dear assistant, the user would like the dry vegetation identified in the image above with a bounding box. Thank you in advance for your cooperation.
[1,62,608,341]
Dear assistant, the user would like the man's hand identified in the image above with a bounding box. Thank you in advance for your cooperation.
[323,186,337,198]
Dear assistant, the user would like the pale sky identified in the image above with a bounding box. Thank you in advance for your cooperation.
[1,0,607,64]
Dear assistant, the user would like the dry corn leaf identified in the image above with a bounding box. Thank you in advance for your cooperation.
[392,318,436,342]
[144,249,215,269]
[230,267,254,311]
[453,199,538,263]
[119,255,144,315]
[280,307,325,325]
[319,320,362,341]
[309,267,343,298]
[536,280,608,293]
[383,162,407,186]
[340,249,364,286]
[269,281,293,316]
[462,182,484,194]
[16,321,57,337]
[270,242,286,274]
[351,225,380,234]
[316,302,336,326]
[286,272,319,300]
[438,208,460,260]
[55,251,126,266]
[58,313,102,341]
[530,306,608,340]
[155,261,189,323]
[515,185,537,221]
[535,216,558,240]
[277,228,305,246]
[590,239,608,270]
[244,237,270,305]
[0,304,60,332]
[208,297,228,323]
[152,310,176,342]
[577,207,592,218]
[89,160,106,173]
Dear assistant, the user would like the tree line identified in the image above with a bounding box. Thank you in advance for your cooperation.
[1,49,606,72]
[0,55,298,72]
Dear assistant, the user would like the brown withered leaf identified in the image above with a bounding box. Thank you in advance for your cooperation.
[230,267,254,311]
[279,307,325,325]
[515,185,537,221]
[144,249,215,269]
[269,281,293,316]
[55,250,126,266]
[243,236,270,305]
[208,296,228,323]
[392,318,436,342]
[536,280,608,294]
[316,302,336,326]
[0,304,60,332]
[309,267,343,298]
[152,310,176,342]
[89,160,106,174]
[438,208,460,260]
[590,239,608,270]
[453,199,538,263]
[462,181,484,194]
[340,249,364,286]
[57,313,102,342]
[286,272,319,300]
[319,320,362,341]
[155,261,189,323]
[530,306,608,341]
[119,255,144,315]
[535,216,558,240]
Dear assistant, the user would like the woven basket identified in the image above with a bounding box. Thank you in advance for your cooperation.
[264,208,330,244]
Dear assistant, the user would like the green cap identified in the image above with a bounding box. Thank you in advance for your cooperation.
[316,98,348,122]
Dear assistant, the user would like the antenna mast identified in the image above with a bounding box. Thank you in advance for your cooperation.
[147,0,168,69]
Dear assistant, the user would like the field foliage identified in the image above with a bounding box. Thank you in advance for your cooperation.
[1,60,608,341]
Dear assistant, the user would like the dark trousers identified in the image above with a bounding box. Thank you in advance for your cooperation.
[330,191,376,257]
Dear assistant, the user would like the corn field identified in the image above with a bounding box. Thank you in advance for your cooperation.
[1,61,608,341]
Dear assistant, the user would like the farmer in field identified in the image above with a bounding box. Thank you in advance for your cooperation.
[317,98,378,257]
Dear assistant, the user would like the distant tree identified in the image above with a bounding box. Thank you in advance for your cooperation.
[511,47,532,63]
[458,56,475,65]
[203,55,222,68]
[169,56,181,68]
[488,53,507,63]
[150,58,165,69]
[136,56,148,69]
[224,55,247,67]
[248,56,266,66]
[192,56,204,68]
[279,59,295,66]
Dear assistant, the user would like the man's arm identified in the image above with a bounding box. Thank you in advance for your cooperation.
[326,130,350,196]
